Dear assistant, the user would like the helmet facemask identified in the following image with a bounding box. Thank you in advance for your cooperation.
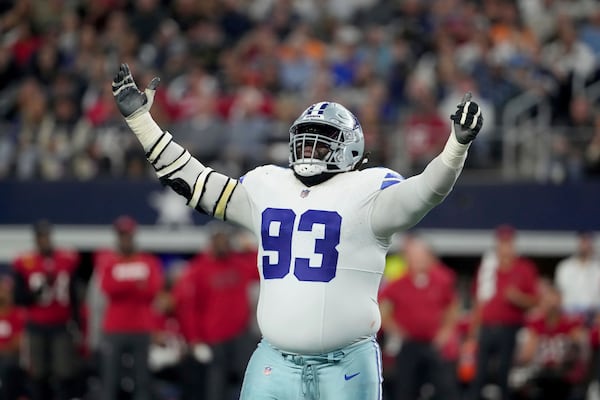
[290,123,344,176]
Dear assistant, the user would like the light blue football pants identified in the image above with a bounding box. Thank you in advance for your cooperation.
[239,336,383,400]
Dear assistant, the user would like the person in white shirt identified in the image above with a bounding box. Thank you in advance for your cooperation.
[554,231,600,322]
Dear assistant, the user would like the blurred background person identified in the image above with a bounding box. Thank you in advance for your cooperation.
[98,215,164,400]
[554,231,600,324]
[11,220,82,400]
[171,223,259,400]
[83,246,113,394]
[170,255,210,400]
[0,275,27,400]
[513,279,589,400]
[146,279,187,400]
[379,235,461,400]
[467,225,540,400]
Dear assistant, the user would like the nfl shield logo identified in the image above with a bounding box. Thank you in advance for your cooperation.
[300,189,310,198]
[264,366,272,376]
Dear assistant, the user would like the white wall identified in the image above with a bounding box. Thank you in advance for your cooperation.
[0,225,588,263]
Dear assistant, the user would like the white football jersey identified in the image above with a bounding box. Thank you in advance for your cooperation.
[236,165,404,354]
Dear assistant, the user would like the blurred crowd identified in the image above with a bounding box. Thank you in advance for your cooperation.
[1,0,600,182]
[3,218,600,400]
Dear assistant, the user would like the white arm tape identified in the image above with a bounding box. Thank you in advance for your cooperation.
[156,151,192,178]
[125,112,164,152]
[440,130,470,170]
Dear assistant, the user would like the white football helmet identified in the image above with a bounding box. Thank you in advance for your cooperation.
[289,101,365,177]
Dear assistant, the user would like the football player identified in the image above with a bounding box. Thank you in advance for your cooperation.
[112,63,483,400]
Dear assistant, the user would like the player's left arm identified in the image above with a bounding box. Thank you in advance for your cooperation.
[111,64,254,230]
[371,93,483,237]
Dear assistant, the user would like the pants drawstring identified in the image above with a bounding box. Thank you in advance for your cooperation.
[282,351,345,400]
[301,363,318,400]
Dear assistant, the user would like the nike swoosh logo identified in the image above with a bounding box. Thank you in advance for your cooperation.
[344,372,360,381]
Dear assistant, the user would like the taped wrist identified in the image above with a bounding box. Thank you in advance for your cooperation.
[125,112,164,151]
[441,132,470,170]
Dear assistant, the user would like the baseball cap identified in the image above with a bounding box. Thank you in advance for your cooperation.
[113,215,137,234]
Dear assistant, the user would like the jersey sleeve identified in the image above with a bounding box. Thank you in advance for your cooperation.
[370,154,463,238]
[136,129,256,229]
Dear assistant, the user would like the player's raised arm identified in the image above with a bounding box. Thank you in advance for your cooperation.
[111,64,254,229]
[371,93,483,237]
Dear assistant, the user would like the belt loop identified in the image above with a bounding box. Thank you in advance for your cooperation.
[328,350,344,362]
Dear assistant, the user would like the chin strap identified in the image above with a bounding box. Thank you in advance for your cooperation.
[293,151,368,186]
[293,170,336,187]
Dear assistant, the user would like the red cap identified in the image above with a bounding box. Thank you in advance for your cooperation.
[114,215,137,234]
[495,224,516,240]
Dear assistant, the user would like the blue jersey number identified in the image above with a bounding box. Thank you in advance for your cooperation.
[261,208,341,282]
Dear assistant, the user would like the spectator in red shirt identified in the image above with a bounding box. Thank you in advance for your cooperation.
[12,220,81,400]
[396,78,451,173]
[379,235,461,400]
[0,275,27,400]
[172,224,259,400]
[170,264,209,400]
[467,225,540,400]
[98,215,164,400]
[514,279,589,400]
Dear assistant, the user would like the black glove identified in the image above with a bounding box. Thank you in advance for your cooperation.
[112,63,160,118]
[450,92,484,144]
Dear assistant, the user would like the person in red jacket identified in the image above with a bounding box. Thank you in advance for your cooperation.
[12,220,81,400]
[467,225,540,400]
[172,224,259,400]
[98,215,164,400]
[379,235,461,400]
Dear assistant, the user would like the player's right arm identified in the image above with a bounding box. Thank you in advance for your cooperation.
[111,64,254,229]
